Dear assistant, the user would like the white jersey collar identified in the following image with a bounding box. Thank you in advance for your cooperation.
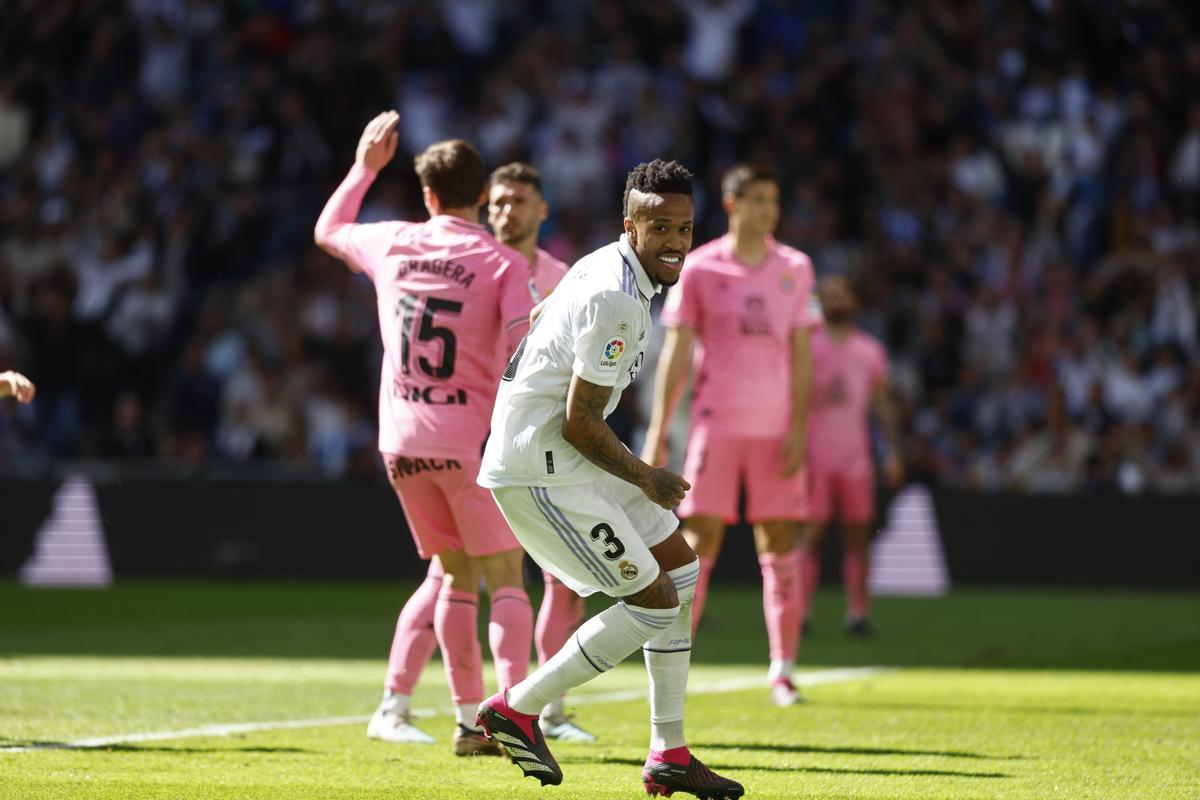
[618,234,660,299]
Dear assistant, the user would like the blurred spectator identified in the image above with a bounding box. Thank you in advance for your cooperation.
[0,1,1196,490]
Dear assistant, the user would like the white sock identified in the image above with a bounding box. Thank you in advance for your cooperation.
[542,695,566,721]
[455,703,481,731]
[768,659,795,682]
[381,691,410,715]
[644,559,699,752]
[509,600,678,715]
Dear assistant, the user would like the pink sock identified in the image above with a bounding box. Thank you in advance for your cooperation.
[799,544,820,620]
[434,585,483,706]
[489,586,533,689]
[759,551,801,662]
[535,574,582,665]
[843,549,870,620]
[690,556,716,635]
[648,746,691,766]
[384,562,442,694]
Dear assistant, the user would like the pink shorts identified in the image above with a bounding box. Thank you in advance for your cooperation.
[808,467,875,524]
[384,454,519,559]
[677,429,808,524]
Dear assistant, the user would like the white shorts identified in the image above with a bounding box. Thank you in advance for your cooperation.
[490,472,679,598]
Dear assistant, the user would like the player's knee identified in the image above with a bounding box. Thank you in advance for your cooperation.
[683,517,725,557]
[618,599,680,641]
[438,551,480,591]
[623,573,680,611]
[479,550,524,590]
[803,522,827,548]
[755,521,797,555]
[666,558,701,605]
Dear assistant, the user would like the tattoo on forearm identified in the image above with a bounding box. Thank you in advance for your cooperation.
[568,380,646,486]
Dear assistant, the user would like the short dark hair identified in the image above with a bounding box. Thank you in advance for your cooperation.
[490,162,543,195]
[721,163,778,199]
[413,140,487,209]
[623,159,694,217]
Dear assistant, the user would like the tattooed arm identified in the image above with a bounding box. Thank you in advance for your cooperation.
[562,374,690,509]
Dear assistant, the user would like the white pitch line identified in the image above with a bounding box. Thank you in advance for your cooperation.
[1,666,884,754]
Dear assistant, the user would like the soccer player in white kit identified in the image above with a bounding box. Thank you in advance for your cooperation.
[475,160,744,799]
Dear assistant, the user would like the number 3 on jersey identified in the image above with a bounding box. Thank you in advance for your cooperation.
[398,295,462,379]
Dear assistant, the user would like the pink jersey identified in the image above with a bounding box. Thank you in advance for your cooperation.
[532,247,570,302]
[660,234,820,438]
[316,164,534,460]
[492,247,570,367]
[807,327,888,474]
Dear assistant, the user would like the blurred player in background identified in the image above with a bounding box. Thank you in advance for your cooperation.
[475,160,743,799]
[314,112,536,756]
[375,162,594,743]
[487,163,569,304]
[0,372,36,403]
[642,164,819,708]
[801,275,903,637]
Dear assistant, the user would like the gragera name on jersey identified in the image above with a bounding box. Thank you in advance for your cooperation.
[395,258,477,288]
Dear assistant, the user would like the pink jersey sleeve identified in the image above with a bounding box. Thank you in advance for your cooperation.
[867,336,889,388]
[314,164,396,279]
[660,257,701,329]
[790,252,822,330]
[497,252,534,355]
[534,248,571,300]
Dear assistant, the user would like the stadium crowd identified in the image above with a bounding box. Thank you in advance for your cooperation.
[0,0,1197,493]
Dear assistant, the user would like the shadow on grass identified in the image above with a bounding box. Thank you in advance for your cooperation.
[559,755,1009,779]
[103,744,312,754]
[694,741,1031,760]
[1,743,311,754]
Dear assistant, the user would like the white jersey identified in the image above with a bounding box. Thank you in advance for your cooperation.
[479,234,659,488]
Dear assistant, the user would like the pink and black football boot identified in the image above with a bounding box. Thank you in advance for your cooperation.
[642,747,745,799]
[475,690,563,786]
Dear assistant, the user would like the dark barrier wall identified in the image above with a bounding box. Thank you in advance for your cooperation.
[2,479,1198,587]
[1,478,418,579]
[933,490,1200,587]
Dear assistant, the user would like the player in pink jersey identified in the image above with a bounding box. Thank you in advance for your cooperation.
[801,275,903,637]
[487,162,570,303]
[314,112,535,755]
[642,164,819,707]
[373,162,594,742]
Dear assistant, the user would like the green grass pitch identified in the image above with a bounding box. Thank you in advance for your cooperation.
[1,582,1197,799]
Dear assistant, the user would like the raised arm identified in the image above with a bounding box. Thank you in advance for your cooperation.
[313,111,399,264]
[0,371,35,403]
[562,374,690,510]
[639,326,695,467]
[779,326,812,476]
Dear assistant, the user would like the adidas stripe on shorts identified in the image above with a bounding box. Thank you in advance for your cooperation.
[490,471,679,598]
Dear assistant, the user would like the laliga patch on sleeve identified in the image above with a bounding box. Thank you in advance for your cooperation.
[597,336,626,371]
